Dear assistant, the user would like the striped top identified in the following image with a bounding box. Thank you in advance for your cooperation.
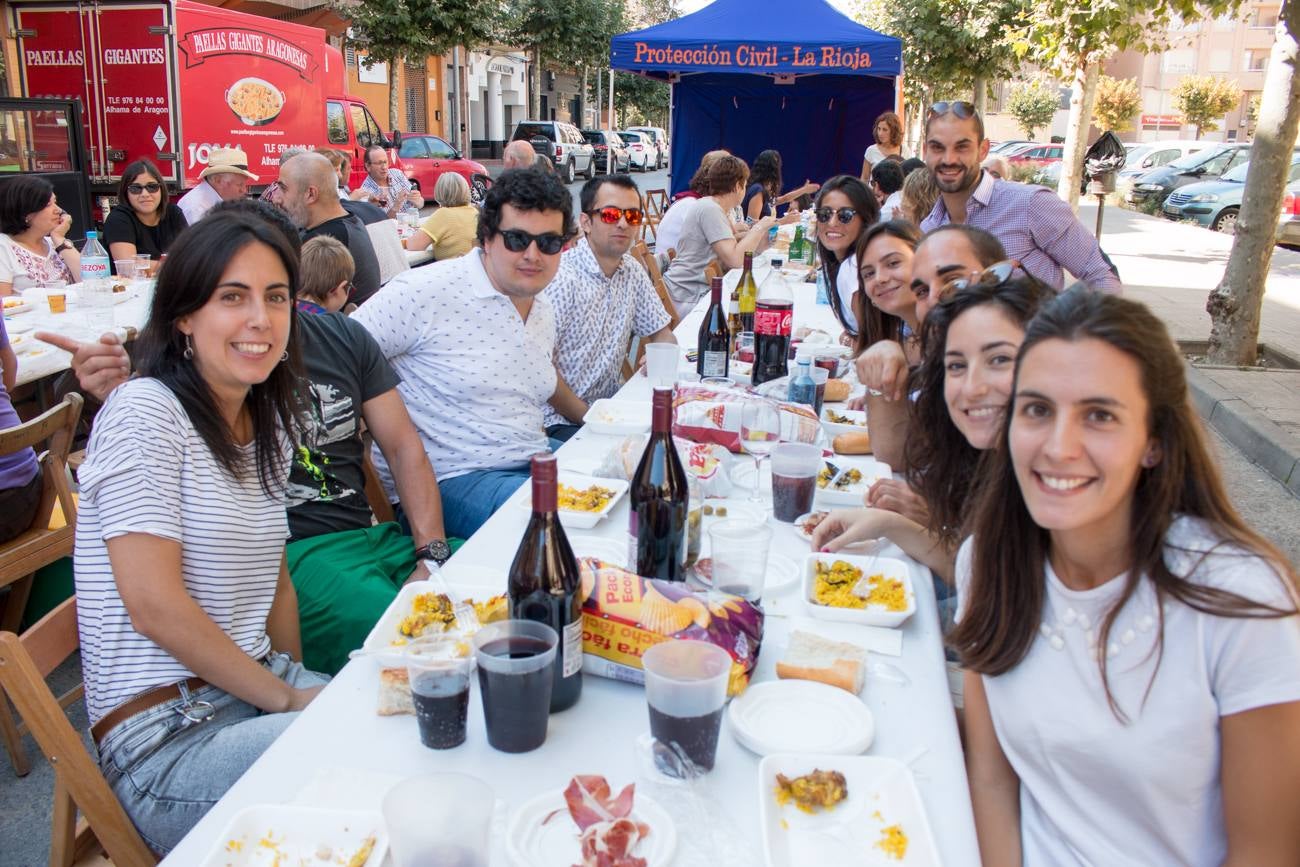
[74,378,290,724]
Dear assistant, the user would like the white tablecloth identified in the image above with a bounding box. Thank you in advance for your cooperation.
[6,282,154,388]
[160,255,979,866]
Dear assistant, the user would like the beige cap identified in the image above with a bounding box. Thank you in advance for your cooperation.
[199,147,259,181]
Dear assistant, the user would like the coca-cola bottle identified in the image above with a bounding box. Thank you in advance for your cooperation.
[752,257,793,386]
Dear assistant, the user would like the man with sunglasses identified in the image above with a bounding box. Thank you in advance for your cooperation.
[351,169,581,538]
[911,224,1009,322]
[278,153,382,306]
[919,102,1120,293]
[541,175,676,441]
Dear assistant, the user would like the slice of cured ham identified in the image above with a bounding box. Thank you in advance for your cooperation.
[562,775,636,830]
[576,818,648,867]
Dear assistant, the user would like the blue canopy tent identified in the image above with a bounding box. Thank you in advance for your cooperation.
[609,0,903,197]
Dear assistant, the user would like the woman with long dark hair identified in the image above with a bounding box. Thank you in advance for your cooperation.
[953,289,1300,865]
[814,273,1053,585]
[74,210,325,853]
[742,149,819,222]
[812,175,879,341]
[103,158,188,267]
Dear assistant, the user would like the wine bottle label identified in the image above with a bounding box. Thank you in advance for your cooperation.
[754,308,793,336]
[562,617,584,677]
[701,351,727,378]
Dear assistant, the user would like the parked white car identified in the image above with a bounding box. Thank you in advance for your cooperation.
[618,130,660,172]
[625,125,668,169]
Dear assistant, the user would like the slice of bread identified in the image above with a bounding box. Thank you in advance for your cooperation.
[377,667,415,716]
[775,630,867,694]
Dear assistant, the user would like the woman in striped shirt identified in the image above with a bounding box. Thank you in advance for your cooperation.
[74,210,326,853]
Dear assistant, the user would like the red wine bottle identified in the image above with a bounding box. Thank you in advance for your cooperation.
[508,453,583,712]
[629,387,689,581]
[697,277,730,379]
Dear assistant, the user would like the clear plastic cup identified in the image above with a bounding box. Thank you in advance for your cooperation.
[770,443,822,522]
[645,343,680,387]
[405,636,474,750]
[642,640,732,775]
[80,279,115,335]
[472,620,557,753]
[810,367,830,415]
[382,773,493,867]
[134,254,152,277]
[113,259,136,279]
[709,519,772,603]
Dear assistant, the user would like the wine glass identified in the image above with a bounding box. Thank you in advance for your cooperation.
[739,401,780,503]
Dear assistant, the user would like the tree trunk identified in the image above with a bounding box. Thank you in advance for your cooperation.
[972,74,987,116]
[581,66,588,127]
[1057,59,1099,211]
[1207,1,1300,365]
[530,46,542,118]
[390,53,403,134]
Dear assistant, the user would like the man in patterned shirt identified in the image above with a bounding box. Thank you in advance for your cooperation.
[543,175,676,441]
[919,102,1121,293]
[351,145,424,221]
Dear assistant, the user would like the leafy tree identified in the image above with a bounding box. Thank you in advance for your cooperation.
[1019,0,1247,208]
[339,0,497,132]
[1208,0,1300,363]
[1172,74,1243,138]
[505,0,625,118]
[613,72,668,127]
[1007,79,1061,139]
[1094,75,1142,132]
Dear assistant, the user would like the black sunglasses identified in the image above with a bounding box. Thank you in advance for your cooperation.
[127,182,162,195]
[928,101,977,120]
[815,206,858,224]
[587,206,644,226]
[499,228,567,255]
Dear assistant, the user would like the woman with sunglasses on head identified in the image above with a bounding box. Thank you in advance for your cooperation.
[0,175,78,295]
[103,159,188,269]
[953,289,1300,866]
[812,176,880,343]
[814,271,1053,590]
[662,154,776,317]
[74,210,327,853]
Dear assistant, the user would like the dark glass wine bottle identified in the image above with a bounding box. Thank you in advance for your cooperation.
[697,277,730,379]
[628,387,689,581]
[508,453,583,712]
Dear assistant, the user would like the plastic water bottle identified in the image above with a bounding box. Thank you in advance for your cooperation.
[815,266,831,305]
[80,231,110,282]
[787,358,816,408]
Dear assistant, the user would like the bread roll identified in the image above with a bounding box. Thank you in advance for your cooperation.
[776,630,867,694]
[824,379,851,402]
[377,667,415,716]
[832,431,872,454]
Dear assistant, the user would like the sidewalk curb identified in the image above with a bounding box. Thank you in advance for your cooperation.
[1185,362,1300,498]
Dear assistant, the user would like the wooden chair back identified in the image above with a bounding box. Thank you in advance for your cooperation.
[641,188,669,244]
[361,448,396,525]
[0,599,157,866]
[704,258,723,284]
[623,241,683,381]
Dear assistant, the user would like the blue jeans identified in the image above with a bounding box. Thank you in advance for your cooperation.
[434,443,566,539]
[95,652,329,854]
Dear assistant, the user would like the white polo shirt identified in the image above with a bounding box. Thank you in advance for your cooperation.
[351,249,556,492]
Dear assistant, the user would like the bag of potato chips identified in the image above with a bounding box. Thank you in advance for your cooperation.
[578,557,763,696]
[672,384,820,453]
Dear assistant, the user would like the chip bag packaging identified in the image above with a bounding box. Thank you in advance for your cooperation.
[672,383,821,453]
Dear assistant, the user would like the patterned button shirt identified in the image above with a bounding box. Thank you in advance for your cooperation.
[351,249,556,492]
[541,238,672,427]
[920,171,1122,293]
[358,168,419,219]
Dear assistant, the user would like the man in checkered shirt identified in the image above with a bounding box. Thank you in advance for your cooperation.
[919,103,1122,294]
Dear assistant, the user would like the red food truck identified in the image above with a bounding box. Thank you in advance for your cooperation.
[8,0,389,193]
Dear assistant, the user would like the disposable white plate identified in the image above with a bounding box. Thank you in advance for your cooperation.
[506,788,676,867]
[692,552,800,594]
[815,457,892,507]
[758,754,941,867]
[514,473,629,529]
[582,398,652,436]
[360,578,503,661]
[569,535,629,569]
[803,553,916,628]
[821,406,868,441]
[789,511,830,544]
[728,680,874,756]
[199,804,387,867]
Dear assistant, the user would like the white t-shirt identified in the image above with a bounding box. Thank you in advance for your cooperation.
[654,196,697,257]
[176,180,223,225]
[0,233,74,290]
[863,143,913,165]
[881,191,904,222]
[834,252,859,333]
[74,378,290,724]
[954,516,1300,866]
[351,248,556,489]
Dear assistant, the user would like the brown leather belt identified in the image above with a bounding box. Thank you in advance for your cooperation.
[91,677,209,747]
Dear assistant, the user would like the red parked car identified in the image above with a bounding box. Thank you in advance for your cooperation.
[388,133,489,202]
[1007,144,1064,169]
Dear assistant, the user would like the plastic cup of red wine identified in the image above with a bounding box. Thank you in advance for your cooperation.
[642,640,732,777]
[770,443,821,522]
[382,772,493,867]
[472,620,557,753]
[404,637,473,750]
[810,367,830,415]
[708,519,772,602]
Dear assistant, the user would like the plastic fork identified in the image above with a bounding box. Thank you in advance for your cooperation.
[424,561,481,632]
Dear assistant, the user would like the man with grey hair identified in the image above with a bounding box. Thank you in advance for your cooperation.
[503,139,535,170]
[176,146,257,223]
[280,152,383,304]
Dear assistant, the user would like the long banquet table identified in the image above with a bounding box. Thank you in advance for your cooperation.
[160,252,979,866]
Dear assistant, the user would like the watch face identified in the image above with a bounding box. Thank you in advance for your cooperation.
[424,540,451,563]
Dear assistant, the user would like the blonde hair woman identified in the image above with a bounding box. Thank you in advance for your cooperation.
[899,167,941,227]
[405,172,477,260]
